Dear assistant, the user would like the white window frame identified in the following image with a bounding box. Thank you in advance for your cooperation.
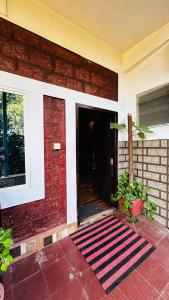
[0,88,28,192]
[0,75,45,209]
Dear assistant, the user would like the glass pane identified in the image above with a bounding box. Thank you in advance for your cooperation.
[0,91,25,188]
[138,84,169,126]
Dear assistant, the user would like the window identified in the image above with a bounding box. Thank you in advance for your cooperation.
[138,84,169,126]
[0,91,25,188]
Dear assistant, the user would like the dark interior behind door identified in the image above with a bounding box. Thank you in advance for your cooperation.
[76,105,118,223]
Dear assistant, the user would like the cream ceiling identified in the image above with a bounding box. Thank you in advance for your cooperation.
[38,0,169,52]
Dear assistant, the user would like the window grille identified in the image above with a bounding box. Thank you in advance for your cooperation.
[138,84,169,126]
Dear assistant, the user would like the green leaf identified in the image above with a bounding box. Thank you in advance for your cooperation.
[0,229,12,242]
[5,255,13,263]
[110,123,126,130]
[138,132,145,140]
[1,263,8,272]
[2,248,9,257]
[137,124,154,133]
[3,239,13,248]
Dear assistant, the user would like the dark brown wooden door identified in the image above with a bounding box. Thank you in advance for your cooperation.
[76,105,118,224]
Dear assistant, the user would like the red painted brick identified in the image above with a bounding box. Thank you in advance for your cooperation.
[56,46,85,65]
[45,124,65,141]
[41,38,84,65]
[55,59,73,77]
[18,62,44,81]
[98,87,117,101]
[0,19,118,100]
[0,55,17,73]
[90,72,109,87]
[0,17,118,241]
[41,39,59,56]
[0,17,118,101]
[45,72,65,86]
[66,78,83,91]
[74,67,90,82]
[44,108,65,125]
[14,26,40,48]
[29,49,53,71]
[2,96,66,242]
[84,83,98,96]
[0,18,14,37]
[2,39,29,62]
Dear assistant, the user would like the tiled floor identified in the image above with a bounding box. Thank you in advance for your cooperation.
[3,212,169,300]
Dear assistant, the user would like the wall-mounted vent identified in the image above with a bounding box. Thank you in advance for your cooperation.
[138,83,169,126]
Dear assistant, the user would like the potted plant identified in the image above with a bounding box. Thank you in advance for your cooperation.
[0,227,13,300]
[110,113,157,222]
[113,171,157,222]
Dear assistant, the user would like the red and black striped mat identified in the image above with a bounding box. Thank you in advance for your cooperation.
[71,214,155,294]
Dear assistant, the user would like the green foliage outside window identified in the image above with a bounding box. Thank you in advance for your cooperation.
[0,92,25,180]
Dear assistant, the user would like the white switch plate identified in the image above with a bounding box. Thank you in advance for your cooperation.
[53,143,61,150]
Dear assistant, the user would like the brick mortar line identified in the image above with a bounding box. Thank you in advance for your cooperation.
[136,176,167,184]
[147,196,166,201]
[167,140,169,228]
[119,141,169,226]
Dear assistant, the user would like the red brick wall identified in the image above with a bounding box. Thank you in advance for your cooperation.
[2,96,66,242]
[0,17,118,242]
[0,17,118,101]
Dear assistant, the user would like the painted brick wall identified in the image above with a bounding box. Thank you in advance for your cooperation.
[0,17,118,101]
[2,96,66,242]
[0,17,118,242]
[118,140,169,227]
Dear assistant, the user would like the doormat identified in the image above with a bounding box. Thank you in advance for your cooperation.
[71,214,155,294]
[80,202,104,220]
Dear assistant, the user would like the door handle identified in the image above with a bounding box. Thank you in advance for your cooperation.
[110,158,113,166]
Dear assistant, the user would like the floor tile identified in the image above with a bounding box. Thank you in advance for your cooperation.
[82,274,105,300]
[65,248,89,274]
[137,257,161,279]
[158,234,169,249]
[130,216,150,231]
[12,252,40,285]
[103,287,128,299]
[59,236,77,255]
[119,270,159,300]
[145,263,169,293]
[6,214,169,300]
[79,268,97,288]
[38,242,65,268]
[42,256,72,294]
[159,283,169,300]
[13,271,49,300]
[4,287,13,300]
[3,265,13,289]
[151,244,169,269]
[51,278,88,300]
[140,223,167,244]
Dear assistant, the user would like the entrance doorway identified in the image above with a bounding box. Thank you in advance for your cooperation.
[76,104,118,224]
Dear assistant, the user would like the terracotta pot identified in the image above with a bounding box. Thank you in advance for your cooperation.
[119,198,144,217]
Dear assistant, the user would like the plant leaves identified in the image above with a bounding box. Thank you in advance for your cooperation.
[138,132,145,140]
[5,255,13,263]
[0,229,12,242]
[2,248,9,257]
[1,263,8,272]
[3,239,13,248]
[110,123,126,130]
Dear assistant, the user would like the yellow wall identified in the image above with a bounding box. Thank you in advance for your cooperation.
[0,0,7,16]
[123,22,169,72]
[1,0,169,74]
[0,0,122,72]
